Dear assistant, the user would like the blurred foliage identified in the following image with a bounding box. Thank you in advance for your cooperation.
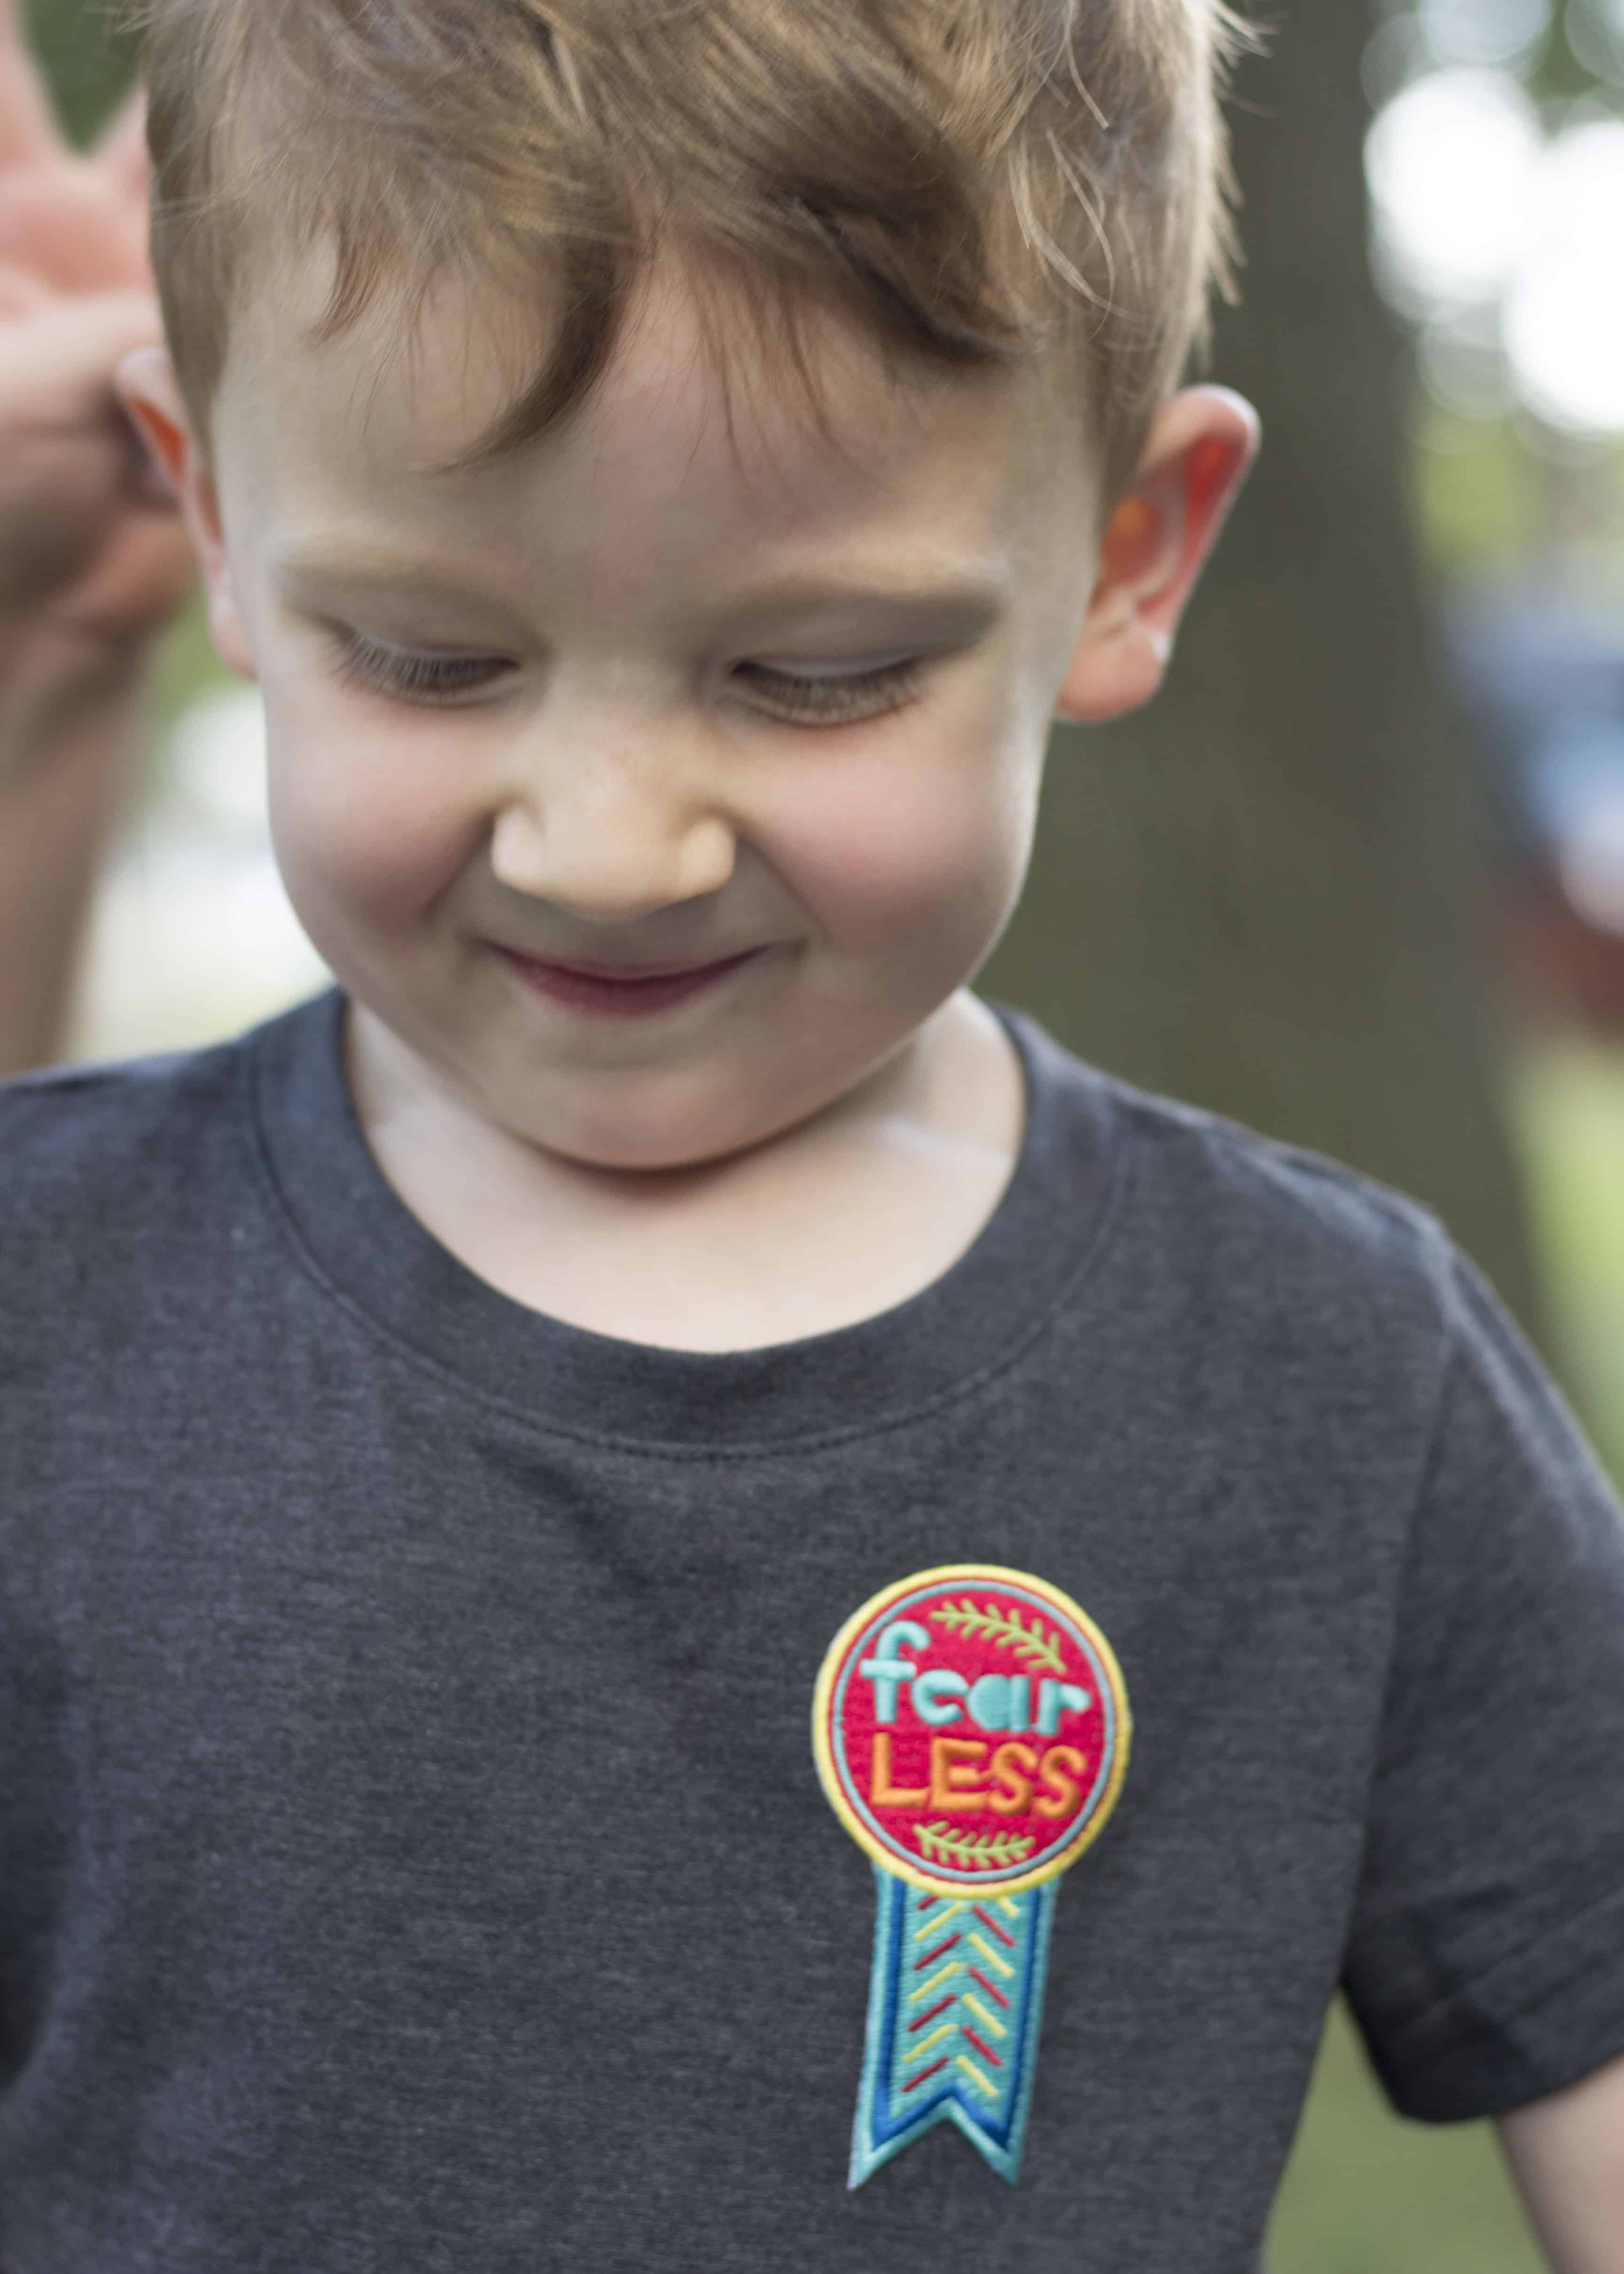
[1415,413,1624,576]
[1509,1038,1624,1484]
[1535,0,1618,96]
[141,597,234,808]
[1413,411,1537,572]
[23,0,136,144]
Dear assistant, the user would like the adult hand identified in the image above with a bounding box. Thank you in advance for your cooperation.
[0,1,198,1074]
[0,0,193,777]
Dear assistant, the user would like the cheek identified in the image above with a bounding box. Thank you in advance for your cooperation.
[763,715,1040,953]
[261,682,486,934]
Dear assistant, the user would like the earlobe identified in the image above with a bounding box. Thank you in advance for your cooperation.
[1054,386,1259,726]
[115,347,258,681]
[1054,617,1169,724]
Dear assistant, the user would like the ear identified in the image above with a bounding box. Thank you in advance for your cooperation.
[1054,386,1258,723]
[116,345,257,679]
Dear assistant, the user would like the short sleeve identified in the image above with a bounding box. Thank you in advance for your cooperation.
[1343,1249,1624,2121]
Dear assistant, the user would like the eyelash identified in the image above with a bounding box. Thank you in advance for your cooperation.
[329,631,923,725]
[332,634,509,703]
[734,659,922,725]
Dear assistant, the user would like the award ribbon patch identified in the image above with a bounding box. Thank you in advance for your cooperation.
[812,1564,1130,2188]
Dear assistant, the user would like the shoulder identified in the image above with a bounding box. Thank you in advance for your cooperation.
[0,1003,349,1386]
[0,1032,250,1216]
[1127,1080,1449,1288]
[0,997,332,1283]
[1013,1014,1463,1369]
[0,1035,262,1383]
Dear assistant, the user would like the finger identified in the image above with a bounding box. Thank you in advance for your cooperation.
[0,256,48,317]
[0,0,63,172]
[0,288,165,427]
[0,171,151,290]
[52,503,199,647]
[93,82,149,208]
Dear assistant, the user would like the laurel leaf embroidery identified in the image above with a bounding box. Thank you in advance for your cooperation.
[929,1598,1067,1675]
[914,1821,1037,1871]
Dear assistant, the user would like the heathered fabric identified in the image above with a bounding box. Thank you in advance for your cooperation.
[2,990,1624,2274]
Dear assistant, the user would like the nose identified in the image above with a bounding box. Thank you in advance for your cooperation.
[488,722,738,924]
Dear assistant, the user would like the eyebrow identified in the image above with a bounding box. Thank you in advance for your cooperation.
[725,568,1009,632]
[272,545,525,609]
[272,543,1008,627]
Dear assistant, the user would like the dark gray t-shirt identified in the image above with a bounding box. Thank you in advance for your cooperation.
[3,991,1624,2273]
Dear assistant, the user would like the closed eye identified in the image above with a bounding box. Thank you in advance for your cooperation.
[732,658,923,726]
[327,629,925,721]
[331,630,515,704]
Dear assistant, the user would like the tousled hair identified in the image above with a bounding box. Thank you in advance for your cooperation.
[133,0,1248,496]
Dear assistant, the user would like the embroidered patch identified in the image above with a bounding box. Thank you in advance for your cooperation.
[812,1564,1130,2187]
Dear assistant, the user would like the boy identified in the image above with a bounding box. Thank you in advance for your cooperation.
[2,1,1623,2269]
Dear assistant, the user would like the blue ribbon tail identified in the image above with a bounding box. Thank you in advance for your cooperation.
[849,1866,1057,2188]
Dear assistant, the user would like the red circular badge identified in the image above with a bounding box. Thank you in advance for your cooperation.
[812,1564,1131,1897]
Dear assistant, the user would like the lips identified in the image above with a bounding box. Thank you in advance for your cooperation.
[492,943,764,1017]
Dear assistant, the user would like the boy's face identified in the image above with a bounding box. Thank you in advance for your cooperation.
[129,259,1251,1171]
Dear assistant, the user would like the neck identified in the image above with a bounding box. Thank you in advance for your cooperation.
[344,993,1025,1353]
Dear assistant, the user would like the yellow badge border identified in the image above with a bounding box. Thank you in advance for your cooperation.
[812,1561,1133,1899]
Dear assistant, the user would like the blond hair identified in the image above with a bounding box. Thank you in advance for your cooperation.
[135,0,1245,495]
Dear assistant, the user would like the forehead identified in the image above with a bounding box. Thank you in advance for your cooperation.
[212,253,1100,600]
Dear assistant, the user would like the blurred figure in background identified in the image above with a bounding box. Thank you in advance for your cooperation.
[0,0,191,1074]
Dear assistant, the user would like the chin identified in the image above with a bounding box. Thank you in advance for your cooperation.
[526,1114,761,1176]
[499,1063,821,1176]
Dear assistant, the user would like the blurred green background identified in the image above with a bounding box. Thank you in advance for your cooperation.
[31,0,1624,2265]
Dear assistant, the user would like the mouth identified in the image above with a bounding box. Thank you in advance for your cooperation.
[491,943,767,1018]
